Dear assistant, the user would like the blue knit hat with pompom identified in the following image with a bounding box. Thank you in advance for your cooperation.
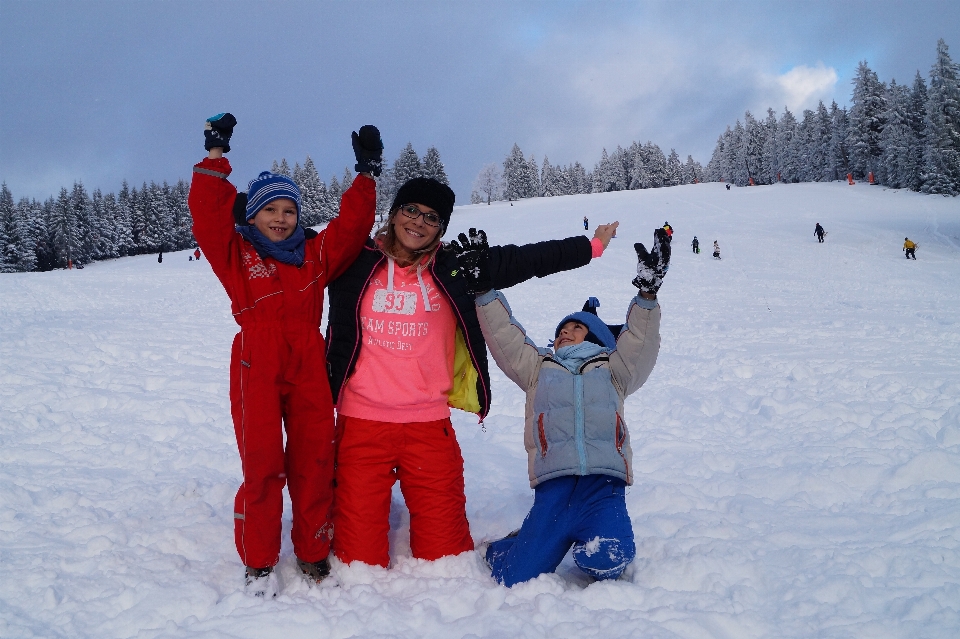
[554,297,617,349]
[245,171,301,221]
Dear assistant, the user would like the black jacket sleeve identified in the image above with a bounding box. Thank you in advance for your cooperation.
[487,235,593,290]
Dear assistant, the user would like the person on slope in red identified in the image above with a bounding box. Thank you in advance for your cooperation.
[188,113,381,596]
[194,247,202,261]
[325,181,620,569]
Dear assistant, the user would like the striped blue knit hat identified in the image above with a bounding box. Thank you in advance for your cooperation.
[245,171,301,221]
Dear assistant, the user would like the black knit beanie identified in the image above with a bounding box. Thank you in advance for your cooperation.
[391,177,455,229]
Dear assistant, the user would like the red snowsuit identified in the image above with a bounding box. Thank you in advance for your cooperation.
[189,157,375,569]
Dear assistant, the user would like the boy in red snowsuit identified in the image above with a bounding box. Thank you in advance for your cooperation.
[188,113,381,595]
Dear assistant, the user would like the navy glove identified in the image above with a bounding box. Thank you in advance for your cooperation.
[632,228,671,294]
[204,113,237,153]
[449,228,491,294]
[352,125,383,176]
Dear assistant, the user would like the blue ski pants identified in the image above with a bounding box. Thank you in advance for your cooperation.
[486,475,635,587]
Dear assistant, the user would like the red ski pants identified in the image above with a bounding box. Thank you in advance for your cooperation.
[230,326,336,569]
[332,415,474,567]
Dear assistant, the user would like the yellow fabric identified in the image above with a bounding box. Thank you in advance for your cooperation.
[448,327,481,414]
[904,240,916,249]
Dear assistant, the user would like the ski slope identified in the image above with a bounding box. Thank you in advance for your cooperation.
[1,181,959,639]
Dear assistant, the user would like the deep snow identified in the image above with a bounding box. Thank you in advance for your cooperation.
[1,181,959,639]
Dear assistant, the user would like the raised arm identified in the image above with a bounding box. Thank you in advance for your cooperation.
[609,228,670,395]
[474,289,547,392]
[188,113,239,283]
[316,125,382,281]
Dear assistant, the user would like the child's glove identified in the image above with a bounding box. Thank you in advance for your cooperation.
[352,125,383,176]
[450,228,492,294]
[204,113,237,152]
[632,227,671,294]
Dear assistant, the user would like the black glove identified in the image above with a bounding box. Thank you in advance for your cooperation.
[204,113,237,152]
[449,228,492,294]
[632,228,671,294]
[352,125,383,176]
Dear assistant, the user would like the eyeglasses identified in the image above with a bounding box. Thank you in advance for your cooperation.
[398,204,442,228]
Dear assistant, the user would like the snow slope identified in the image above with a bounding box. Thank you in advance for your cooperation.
[1,182,959,639]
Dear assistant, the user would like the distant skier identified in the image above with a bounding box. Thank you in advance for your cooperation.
[725,184,731,190]
[713,240,721,260]
[903,237,917,260]
[692,236,700,254]
[157,251,163,263]
[583,216,589,231]
[815,223,826,243]
[194,248,202,261]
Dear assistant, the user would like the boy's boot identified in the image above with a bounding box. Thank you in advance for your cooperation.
[244,566,278,598]
[297,557,331,583]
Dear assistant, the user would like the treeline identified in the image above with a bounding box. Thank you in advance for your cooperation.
[0,143,449,273]
[471,142,704,205]
[705,38,960,195]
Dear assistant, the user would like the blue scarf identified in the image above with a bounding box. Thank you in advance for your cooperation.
[236,224,306,267]
[552,341,610,373]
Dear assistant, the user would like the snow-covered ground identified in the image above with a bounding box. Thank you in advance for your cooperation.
[2,181,959,639]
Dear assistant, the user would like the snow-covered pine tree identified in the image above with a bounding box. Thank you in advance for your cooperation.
[117,181,137,255]
[12,197,39,272]
[629,144,647,189]
[328,175,342,209]
[554,163,571,195]
[793,109,815,182]
[89,189,115,260]
[50,187,79,267]
[129,184,147,253]
[643,142,667,188]
[813,101,832,182]
[70,182,96,264]
[342,167,354,191]
[540,157,556,196]
[105,192,131,257]
[704,134,725,182]
[171,180,193,249]
[394,143,423,188]
[570,162,588,194]
[592,149,610,192]
[0,183,15,272]
[760,108,779,183]
[422,146,449,185]
[880,79,917,189]
[777,108,799,183]
[683,155,704,184]
[503,144,532,201]
[827,102,850,181]
[906,72,929,191]
[473,163,502,205]
[278,159,291,177]
[375,166,397,220]
[526,154,541,198]
[295,157,322,226]
[732,120,751,186]
[847,60,887,180]
[665,149,683,187]
[140,182,167,253]
[921,38,960,195]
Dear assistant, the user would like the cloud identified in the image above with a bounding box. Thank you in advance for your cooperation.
[767,63,839,113]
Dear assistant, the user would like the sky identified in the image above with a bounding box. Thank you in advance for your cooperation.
[2,0,959,204]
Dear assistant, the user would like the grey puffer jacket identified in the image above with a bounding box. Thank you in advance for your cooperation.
[475,289,661,487]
